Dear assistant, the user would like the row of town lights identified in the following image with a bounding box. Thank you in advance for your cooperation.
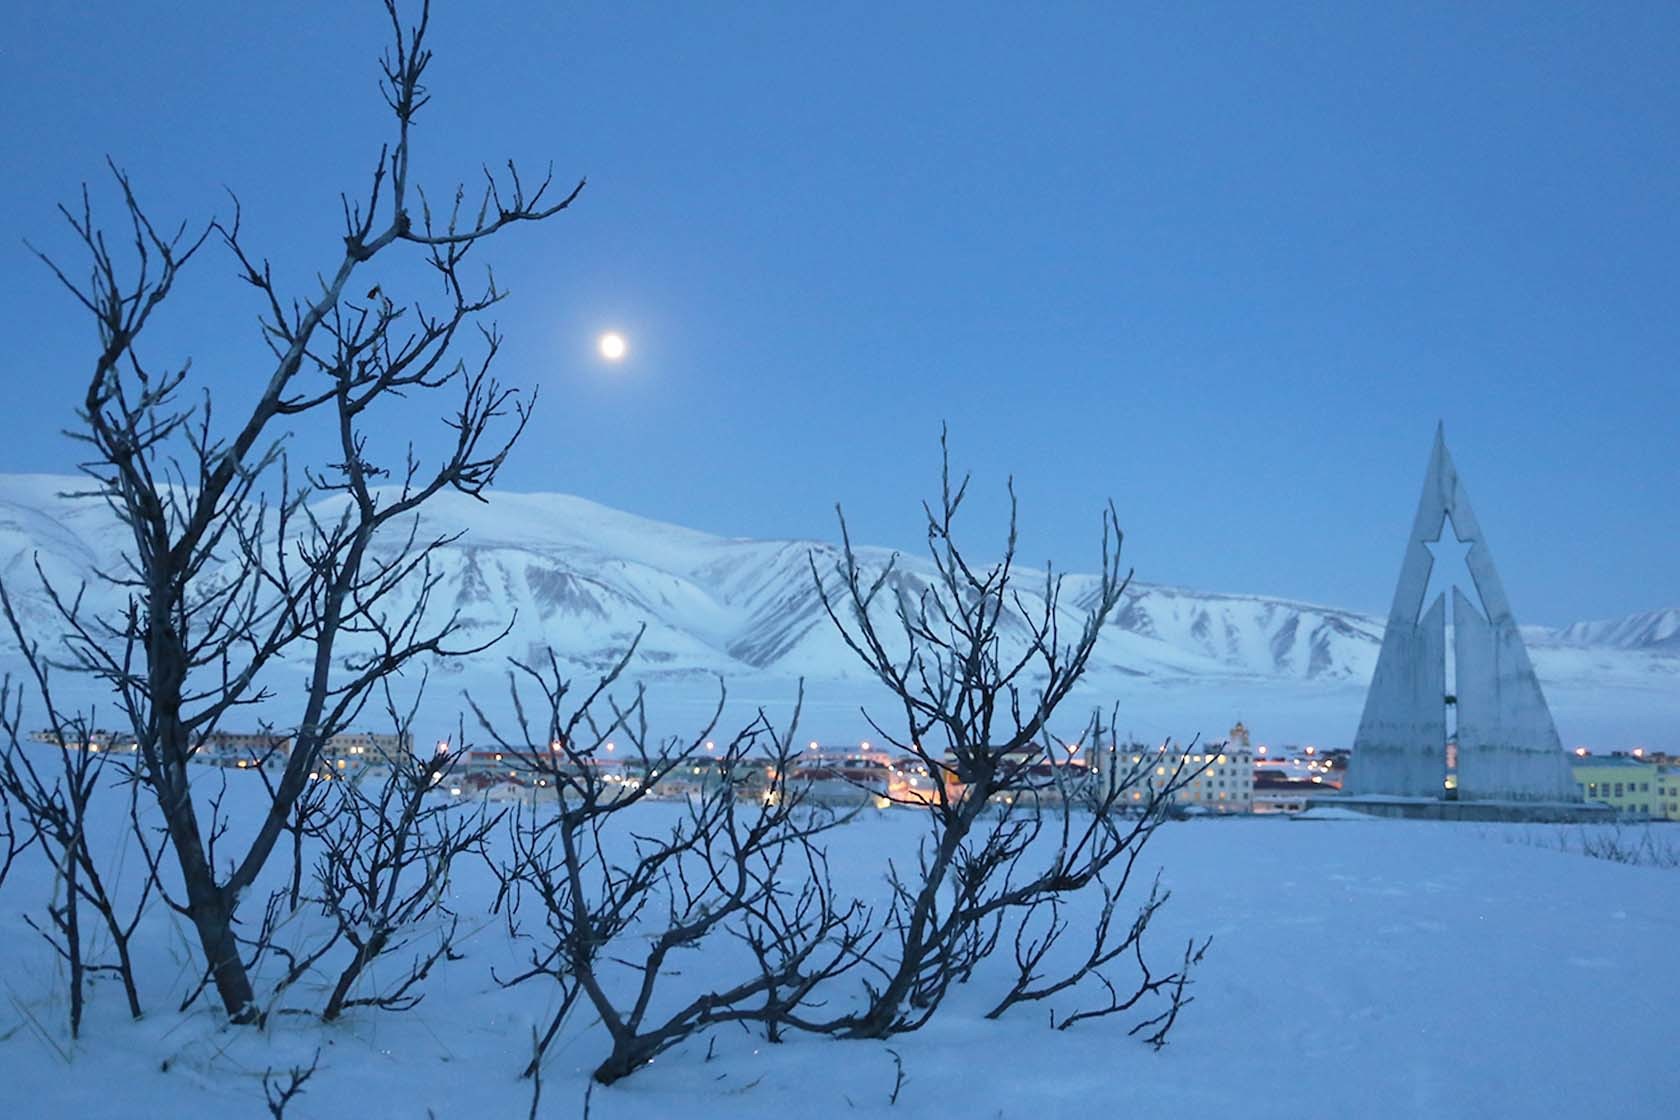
[787,741,1091,755]
[442,737,1321,762]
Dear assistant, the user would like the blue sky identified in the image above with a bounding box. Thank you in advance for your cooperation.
[1,2,1675,624]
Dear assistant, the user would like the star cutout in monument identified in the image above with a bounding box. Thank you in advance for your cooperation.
[1420,513,1486,625]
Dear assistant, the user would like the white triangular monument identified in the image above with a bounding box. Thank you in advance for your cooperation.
[1347,426,1579,803]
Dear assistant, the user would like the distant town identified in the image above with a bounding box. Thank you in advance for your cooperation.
[29,720,1678,822]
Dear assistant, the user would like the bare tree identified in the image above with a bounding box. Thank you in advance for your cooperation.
[797,432,1209,1040]
[10,0,578,1024]
[482,646,874,1085]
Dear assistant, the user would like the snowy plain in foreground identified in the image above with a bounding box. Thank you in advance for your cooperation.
[2,749,1677,1119]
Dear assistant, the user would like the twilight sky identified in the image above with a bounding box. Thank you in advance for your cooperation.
[1,2,1675,625]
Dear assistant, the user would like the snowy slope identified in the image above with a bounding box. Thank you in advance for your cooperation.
[1096,580,1385,680]
[0,473,1674,746]
[1554,608,1680,651]
[0,476,1673,758]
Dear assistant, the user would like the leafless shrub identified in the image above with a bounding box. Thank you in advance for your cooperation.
[1511,823,1680,869]
[312,727,500,1020]
[12,0,577,1024]
[262,1049,322,1119]
[481,642,875,1085]
[795,431,1209,1042]
[1575,824,1680,867]
[0,631,164,1037]
[198,707,500,1022]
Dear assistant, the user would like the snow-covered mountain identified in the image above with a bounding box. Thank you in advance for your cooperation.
[1,473,1675,747]
[1553,609,1680,652]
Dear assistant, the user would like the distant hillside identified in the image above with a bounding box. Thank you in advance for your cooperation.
[1553,609,1680,652]
[1,474,1674,703]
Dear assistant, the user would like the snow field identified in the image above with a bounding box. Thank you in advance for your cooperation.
[2,750,1677,1118]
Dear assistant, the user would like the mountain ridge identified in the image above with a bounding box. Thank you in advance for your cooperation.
[1,474,1674,696]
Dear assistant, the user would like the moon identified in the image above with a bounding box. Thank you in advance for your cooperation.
[598,331,627,361]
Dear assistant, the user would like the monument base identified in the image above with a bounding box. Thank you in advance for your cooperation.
[1307,794,1617,823]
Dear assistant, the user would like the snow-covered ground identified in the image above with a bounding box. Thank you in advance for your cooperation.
[2,749,1676,1118]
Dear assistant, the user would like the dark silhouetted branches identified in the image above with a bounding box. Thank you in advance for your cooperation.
[797,431,1210,1043]
[12,0,576,1024]
[481,644,874,1084]
[313,724,500,1021]
[1,585,165,1037]
[262,1049,322,1119]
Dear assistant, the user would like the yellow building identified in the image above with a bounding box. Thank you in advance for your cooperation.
[1570,754,1679,821]
[1095,739,1254,814]
[1662,766,1680,822]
